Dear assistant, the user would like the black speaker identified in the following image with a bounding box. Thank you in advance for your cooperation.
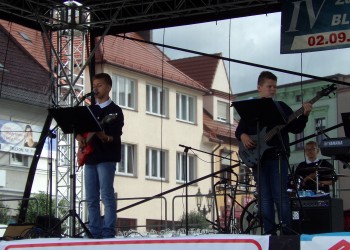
[36,215,61,236]
[290,197,344,234]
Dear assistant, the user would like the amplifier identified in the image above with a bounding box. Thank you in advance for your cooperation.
[290,197,343,234]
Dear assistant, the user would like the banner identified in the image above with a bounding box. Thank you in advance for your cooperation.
[0,119,56,157]
[0,235,270,250]
[281,0,350,54]
[301,233,350,249]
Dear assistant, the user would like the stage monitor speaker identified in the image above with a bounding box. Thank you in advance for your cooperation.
[290,197,344,234]
[2,224,35,240]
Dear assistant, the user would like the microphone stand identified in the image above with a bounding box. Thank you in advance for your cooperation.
[182,145,190,235]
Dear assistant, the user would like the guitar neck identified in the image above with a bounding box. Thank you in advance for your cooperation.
[264,95,321,142]
[85,132,96,144]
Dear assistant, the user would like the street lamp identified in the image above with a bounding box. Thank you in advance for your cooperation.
[196,188,214,216]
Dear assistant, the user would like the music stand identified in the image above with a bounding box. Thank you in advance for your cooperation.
[232,98,288,235]
[49,106,102,238]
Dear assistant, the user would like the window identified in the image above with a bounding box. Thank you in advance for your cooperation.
[176,93,196,123]
[112,74,136,109]
[217,101,229,122]
[146,148,167,180]
[176,152,196,182]
[238,165,252,191]
[18,32,32,43]
[146,219,173,231]
[0,63,8,72]
[10,153,28,166]
[116,218,137,232]
[295,132,305,151]
[315,117,326,145]
[220,151,232,181]
[295,95,302,102]
[146,84,168,116]
[116,143,136,176]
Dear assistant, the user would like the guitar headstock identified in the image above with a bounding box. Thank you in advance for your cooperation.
[101,114,117,124]
[318,84,337,98]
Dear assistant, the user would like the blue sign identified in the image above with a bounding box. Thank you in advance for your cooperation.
[281,0,350,54]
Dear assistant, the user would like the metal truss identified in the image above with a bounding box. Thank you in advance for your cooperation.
[0,0,281,35]
[54,24,87,236]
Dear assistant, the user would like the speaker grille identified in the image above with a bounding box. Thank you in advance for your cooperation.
[290,197,343,234]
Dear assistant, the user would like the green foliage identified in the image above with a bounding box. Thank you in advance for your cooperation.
[0,200,10,224]
[18,191,67,223]
[178,210,210,229]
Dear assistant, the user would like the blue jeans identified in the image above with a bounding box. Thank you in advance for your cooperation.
[85,162,116,238]
[252,158,291,234]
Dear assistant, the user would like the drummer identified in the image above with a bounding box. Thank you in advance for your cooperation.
[295,141,336,193]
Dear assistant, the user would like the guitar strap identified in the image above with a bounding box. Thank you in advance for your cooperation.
[273,100,288,125]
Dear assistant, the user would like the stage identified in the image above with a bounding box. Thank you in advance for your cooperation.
[1,233,350,250]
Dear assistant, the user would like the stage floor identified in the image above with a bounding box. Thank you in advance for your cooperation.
[1,233,350,250]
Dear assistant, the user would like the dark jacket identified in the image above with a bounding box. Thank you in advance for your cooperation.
[85,102,124,164]
[295,160,335,193]
[235,99,308,160]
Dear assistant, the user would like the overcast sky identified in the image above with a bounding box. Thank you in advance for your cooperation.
[153,12,350,94]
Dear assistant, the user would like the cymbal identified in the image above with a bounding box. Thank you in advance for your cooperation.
[297,167,332,172]
[237,173,253,176]
[323,174,350,179]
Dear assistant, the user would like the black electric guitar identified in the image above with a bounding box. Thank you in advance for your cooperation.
[238,84,337,167]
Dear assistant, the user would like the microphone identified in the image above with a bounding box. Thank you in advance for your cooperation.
[80,91,95,101]
[84,91,95,98]
[76,91,95,105]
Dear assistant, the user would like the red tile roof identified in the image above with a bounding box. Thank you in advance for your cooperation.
[169,53,221,89]
[0,20,50,106]
[0,19,49,71]
[95,33,209,93]
[1,20,208,94]
[203,109,238,143]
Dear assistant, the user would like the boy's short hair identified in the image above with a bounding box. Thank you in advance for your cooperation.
[257,71,277,86]
[92,73,112,86]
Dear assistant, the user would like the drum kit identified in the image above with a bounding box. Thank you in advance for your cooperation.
[239,167,349,234]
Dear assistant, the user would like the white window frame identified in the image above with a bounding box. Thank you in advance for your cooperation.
[176,92,196,123]
[146,148,167,180]
[220,151,232,181]
[10,153,28,166]
[295,132,305,151]
[176,152,196,183]
[217,101,229,123]
[112,74,136,109]
[315,117,326,145]
[146,84,168,116]
[116,143,136,176]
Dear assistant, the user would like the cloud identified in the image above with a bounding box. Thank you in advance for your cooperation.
[153,12,350,94]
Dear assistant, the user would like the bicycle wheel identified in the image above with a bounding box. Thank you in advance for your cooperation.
[239,199,262,234]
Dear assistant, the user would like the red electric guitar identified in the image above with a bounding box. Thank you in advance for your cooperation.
[76,114,117,167]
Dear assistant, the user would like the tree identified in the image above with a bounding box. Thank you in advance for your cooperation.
[0,200,10,224]
[178,210,210,229]
[18,191,67,223]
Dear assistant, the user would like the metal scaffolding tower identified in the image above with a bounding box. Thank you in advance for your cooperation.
[53,2,88,236]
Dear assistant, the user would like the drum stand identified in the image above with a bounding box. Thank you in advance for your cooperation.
[315,167,321,194]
